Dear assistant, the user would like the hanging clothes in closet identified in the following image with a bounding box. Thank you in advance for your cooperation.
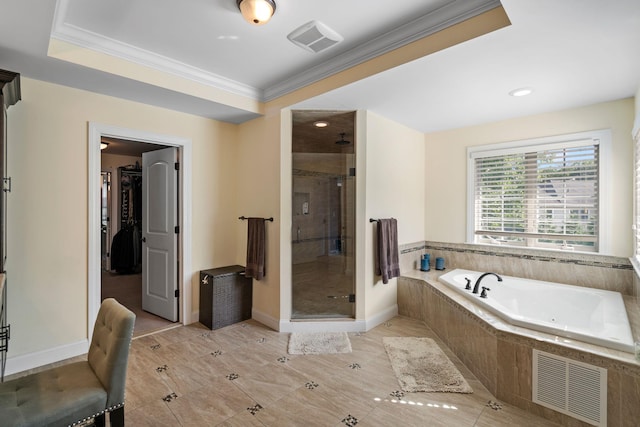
[119,168,142,231]
[111,166,142,274]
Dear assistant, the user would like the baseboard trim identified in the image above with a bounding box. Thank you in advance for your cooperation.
[5,339,89,377]
[364,304,398,330]
[252,308,280,331]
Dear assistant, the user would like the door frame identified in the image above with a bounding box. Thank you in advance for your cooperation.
[88,122,192,339]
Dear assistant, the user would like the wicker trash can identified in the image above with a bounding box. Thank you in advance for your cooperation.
[199,265,253,330]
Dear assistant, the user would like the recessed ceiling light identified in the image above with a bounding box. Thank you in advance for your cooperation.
[509,87,534,97]
[314,121,329,128]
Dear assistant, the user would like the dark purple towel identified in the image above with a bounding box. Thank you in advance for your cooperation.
[245,218,266,280]
[374,218,400,284]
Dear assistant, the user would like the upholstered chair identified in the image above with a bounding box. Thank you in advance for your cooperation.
[0,298,136,427]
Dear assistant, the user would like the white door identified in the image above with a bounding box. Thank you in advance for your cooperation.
[142,147,178,321]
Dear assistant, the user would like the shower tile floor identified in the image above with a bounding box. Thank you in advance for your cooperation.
[38,316,560,426]
[292,257,355,319]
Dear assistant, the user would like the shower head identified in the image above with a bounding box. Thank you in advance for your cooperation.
[335,132,350,145]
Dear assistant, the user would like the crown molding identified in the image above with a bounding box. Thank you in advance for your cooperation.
[50,0,501,104]
[263,0,503,101]
[51,1,261,100]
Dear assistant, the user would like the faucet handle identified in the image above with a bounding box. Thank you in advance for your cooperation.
[480,287,490,298]
[464,277,472,290]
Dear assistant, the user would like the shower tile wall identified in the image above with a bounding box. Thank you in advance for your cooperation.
[292,176,328,264]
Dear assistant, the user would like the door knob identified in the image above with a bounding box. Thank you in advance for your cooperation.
[142,237,146,242]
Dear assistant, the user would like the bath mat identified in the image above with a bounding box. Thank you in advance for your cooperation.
[383,337,473,394]
[288,332,352,355]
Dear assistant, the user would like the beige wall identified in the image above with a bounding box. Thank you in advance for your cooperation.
[635,85,640,137]
[6,77,238,358]
[235,114,282,323]
[363,111,425,317]
[424,98,635,257]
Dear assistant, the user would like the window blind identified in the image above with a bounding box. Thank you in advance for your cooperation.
[635,133,640,257]
[473,142,599,251]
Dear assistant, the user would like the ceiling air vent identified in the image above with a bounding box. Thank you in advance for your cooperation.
[287,21,343,53]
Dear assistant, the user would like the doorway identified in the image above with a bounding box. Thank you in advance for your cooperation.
[88,123,193,341]
[100,138,177,335]
[291,111,356,319]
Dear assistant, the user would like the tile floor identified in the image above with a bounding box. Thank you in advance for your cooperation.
[112,316,560,426]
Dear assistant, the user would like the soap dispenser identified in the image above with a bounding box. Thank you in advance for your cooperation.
[420,254,430,271]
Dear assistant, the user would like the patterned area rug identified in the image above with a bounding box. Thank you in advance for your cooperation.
[288,332,352,355]
[383,337,473,393]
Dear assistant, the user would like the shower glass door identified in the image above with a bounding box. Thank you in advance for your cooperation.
[291,111,355,319]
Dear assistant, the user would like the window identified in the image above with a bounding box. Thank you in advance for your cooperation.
[634,126,640,260]
[468,130,610,252]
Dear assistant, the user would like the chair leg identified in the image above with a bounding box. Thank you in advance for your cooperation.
[109,407,125,427]
[93,413,106,427]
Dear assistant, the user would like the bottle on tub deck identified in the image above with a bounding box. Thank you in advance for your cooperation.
[420,253,430,271]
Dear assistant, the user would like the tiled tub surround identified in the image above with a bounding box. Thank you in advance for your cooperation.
[399,241,635,297]
[398,270,640,427]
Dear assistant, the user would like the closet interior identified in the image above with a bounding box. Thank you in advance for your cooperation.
[101,139,174,336]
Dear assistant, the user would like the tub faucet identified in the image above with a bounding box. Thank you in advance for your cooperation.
[473,272,502,294]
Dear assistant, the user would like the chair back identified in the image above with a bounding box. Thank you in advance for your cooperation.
[88,298,136,407]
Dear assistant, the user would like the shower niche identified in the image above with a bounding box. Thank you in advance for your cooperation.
[293,192,309,216]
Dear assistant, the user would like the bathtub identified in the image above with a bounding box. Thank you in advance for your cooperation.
[438,269,635,353]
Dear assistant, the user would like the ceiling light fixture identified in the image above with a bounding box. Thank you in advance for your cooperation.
[509,87,534,97]
[100,142,109,150]
[236,0,276,26]
[314,121,329,128]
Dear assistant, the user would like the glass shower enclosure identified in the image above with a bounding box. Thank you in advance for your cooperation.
[291,111,356,319]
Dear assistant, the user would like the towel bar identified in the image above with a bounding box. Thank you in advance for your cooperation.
[239,216,274,222]
[370,218,394,223]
